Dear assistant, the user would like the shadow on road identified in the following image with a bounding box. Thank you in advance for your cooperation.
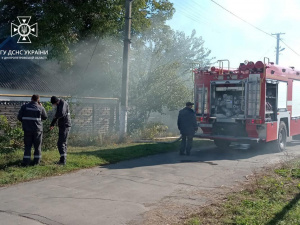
[287,140,300,147]
[73,140,288,170]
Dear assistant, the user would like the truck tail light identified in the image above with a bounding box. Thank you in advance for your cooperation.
[251,119,262,124]
[197,117,206,122]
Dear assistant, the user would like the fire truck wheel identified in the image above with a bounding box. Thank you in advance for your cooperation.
[214,139,231,149]
[277,121,287,151]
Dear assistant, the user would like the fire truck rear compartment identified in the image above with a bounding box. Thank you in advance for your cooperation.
[211,84,245,119]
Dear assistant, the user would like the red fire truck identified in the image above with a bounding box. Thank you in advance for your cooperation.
[194,58,300,151]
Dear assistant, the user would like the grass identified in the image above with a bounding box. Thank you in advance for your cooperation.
[185,160,300,225]
[0,140,211,186]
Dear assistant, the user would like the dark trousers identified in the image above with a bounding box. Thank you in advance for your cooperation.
[180,135,194,154]
[58,127,70,162]
[23,131,43,164]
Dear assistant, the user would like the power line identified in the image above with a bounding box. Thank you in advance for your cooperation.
[175,7,212,27]
[176,3,276,62]
[209,0,300,57]
[259,44,275,59]
[174,3,227,35]
[177,0,214,22]
[209,0,274,39]
[174,2,213,26]
[173,6,222,35]
[174,0,300,58]
[280,39,300,57]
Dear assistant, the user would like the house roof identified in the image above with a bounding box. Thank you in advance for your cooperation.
[0,37,70,94]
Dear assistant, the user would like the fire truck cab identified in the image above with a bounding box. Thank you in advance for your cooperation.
[194,59,300,151]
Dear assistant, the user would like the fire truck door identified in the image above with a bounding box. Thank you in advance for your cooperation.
[278,82,287,110]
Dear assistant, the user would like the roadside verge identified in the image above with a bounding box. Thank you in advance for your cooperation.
[0,140,212,187]
[185,158,300,225]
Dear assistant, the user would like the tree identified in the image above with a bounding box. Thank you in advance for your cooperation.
[127,28,213,131]
[56,26,213,132]
[0,0,174,65]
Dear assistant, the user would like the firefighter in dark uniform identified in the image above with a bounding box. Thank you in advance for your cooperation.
[18,94,48,166]
[50,96,71,165]
[177,102,198,155]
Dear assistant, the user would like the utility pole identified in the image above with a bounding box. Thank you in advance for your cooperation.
[272,32,285,65]
[120,0,133,141]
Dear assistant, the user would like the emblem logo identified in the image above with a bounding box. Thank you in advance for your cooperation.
[11,16,38,43]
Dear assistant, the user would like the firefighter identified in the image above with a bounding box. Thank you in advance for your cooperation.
[50,96,71,165]
[177,102,198,155]
[18,94,48,166]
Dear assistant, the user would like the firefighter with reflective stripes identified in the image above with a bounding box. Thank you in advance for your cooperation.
[50,96,71,165]
[18,94,48,166]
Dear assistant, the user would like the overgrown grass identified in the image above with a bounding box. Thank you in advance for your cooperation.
[185,160,300,225]
[0,140,211,187]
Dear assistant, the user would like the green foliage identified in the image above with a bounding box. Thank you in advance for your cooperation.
[275,168,300,178]
[0,115,9,131]
[42,121,59,151]
[69,133,121,147]
[0,0,174,65]
[131,122,168,140]
[42,101,53,112]
[6,125,24,149]
[0,115,10,145]
[0,115,24,152]
[0,141,182,186]
[41,102,60,151]
[68,28,213,132]
[0,103,59,152]
[275,168,290,177]
[185,163,300,225]
[186,218,201,225]
[127,29,213,130]
[291,169,300,178]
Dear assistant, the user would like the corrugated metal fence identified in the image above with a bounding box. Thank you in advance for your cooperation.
[0,95,119,135]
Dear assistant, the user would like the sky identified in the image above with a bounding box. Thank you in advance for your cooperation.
[166,0,300,69]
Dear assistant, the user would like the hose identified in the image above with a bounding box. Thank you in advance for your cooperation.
[134,135,182,144]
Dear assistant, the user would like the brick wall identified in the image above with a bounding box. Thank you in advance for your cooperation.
[0,100,119,134]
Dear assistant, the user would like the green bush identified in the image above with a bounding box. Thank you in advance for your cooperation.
[42,117,59,151]
[0,102,59,152]
[0,115,10,145]
[41,102,59,151]
[69,132,121,147]
[130,122,168,140]
[0,115,24,152]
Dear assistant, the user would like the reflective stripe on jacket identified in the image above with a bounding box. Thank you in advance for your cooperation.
[18,101,48,132]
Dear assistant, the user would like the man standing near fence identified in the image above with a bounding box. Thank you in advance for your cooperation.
[177,102,198,155]
[18,94,48,166]
[50,96,71,165]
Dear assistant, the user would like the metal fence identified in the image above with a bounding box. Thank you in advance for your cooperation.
[0,94,119,135]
